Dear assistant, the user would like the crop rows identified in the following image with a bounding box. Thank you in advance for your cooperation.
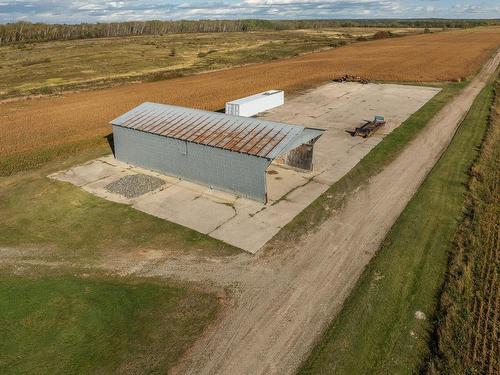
[1,28,500,175]
[466,220,499,374]
[429,79,499,374]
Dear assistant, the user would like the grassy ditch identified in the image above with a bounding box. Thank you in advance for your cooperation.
[298,81,495,374]
[271,81,465,245]
[0,274,218,374]
[426,80,500,374]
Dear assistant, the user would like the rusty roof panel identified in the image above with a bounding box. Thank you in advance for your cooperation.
[110,102,324,159]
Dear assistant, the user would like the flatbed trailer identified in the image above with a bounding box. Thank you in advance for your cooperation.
[347,115,386,138]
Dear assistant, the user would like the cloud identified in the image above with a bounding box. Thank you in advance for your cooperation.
[0,1,498,23]
[452,3,500,15]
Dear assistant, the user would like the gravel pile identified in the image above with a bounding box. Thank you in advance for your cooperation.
[105,174,165,198]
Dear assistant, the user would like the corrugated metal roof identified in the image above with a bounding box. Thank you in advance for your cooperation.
[110,102,324,160]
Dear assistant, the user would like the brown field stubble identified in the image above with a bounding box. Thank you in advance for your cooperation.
[1,28,500,175]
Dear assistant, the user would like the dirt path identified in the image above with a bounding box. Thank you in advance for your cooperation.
[167,50,500,374]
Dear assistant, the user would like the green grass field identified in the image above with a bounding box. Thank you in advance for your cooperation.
[298,81,495,374]
[0,28,419,99]
[0,157,239,260]
[0,153,231,375]
[0,275,218,374]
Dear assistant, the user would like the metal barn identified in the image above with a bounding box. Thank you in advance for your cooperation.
[110,102,324,202]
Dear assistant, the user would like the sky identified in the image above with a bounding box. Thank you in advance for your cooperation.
[0,1,498,24]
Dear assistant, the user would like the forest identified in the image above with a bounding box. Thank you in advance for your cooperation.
[0,18,496,45]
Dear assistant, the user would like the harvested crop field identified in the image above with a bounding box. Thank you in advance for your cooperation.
[1,27,500,175]
[0,28,420,99]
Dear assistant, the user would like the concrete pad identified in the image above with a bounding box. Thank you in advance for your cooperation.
[99,154,130,169]
[82,170,137,205]
[133,185,236,234]
[128,166,181,185]
[233,197,265,217]
[211,180,329,253]
[260,82,440,188]
[210,214,274,253]
[266,166,311,202]
[49,160,120,187]
[177,180,237,205]
[286,179,330,206]
[84,171,175,205]
[49,82,440,253]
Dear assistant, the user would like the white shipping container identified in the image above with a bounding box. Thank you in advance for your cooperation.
[225,90,284,117]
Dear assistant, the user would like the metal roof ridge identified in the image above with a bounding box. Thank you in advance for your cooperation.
[109,102,325,160]
[110,101,306,131]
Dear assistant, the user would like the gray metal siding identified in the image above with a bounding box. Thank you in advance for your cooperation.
[113,125,270,202]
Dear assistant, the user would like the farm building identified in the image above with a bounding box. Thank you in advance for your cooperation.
[110,102,324,202]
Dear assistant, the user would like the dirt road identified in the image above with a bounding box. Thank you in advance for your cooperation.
[160,49,499,374]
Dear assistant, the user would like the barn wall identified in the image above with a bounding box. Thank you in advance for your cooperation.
[113,125,270,202]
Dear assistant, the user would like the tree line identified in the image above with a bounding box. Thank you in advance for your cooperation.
[0,19,496,46]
